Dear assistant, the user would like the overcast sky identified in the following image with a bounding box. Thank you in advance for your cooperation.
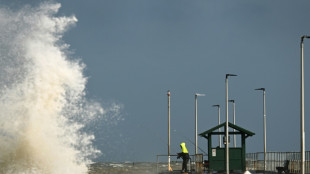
[2,0,310,162]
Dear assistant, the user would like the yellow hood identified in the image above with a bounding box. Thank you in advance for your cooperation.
[180,142,188,153]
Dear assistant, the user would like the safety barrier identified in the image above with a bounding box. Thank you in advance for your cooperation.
[156,154,207,173]
[157,152,310,173]
[246,151,310,173]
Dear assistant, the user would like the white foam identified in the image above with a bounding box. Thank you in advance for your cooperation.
[244,170,252,174]
[0,2,106,174]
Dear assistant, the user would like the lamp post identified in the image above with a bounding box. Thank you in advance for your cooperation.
[225,74,237,174]
[167,90,172,171]
[195,93,205,155]
[255,88,266,173]
[228,100,236,148]
[195,93,205,173]
[300,35,310,174]
[213,105,221,148]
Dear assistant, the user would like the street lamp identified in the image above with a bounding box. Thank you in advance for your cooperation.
[195,93,205,155]
[225,74,237,174]
[255,88,266,173]
[213,105,221,148]
[300,35,310,174]
[167,90,172,171]
[228,100,236,148]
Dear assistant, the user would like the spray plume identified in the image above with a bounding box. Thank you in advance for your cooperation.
[0,2,113,174]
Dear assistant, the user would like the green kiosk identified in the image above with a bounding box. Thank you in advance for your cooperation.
[199,122,255,173]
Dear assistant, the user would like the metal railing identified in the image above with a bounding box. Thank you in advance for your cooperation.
[246,151,310,173]
[157,151,310,173]
[156,154,193,173]
[156,154,207,173]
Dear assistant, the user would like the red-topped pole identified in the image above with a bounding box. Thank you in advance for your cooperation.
[167,90,172,171]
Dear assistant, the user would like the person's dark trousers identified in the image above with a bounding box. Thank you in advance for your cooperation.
[182,157,189,171]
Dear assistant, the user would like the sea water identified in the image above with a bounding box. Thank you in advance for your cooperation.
[0,2,112,174]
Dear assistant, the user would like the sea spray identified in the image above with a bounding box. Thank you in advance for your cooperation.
[0,2,114,174]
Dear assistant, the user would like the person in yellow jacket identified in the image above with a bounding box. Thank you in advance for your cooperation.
[177,142,190,172]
